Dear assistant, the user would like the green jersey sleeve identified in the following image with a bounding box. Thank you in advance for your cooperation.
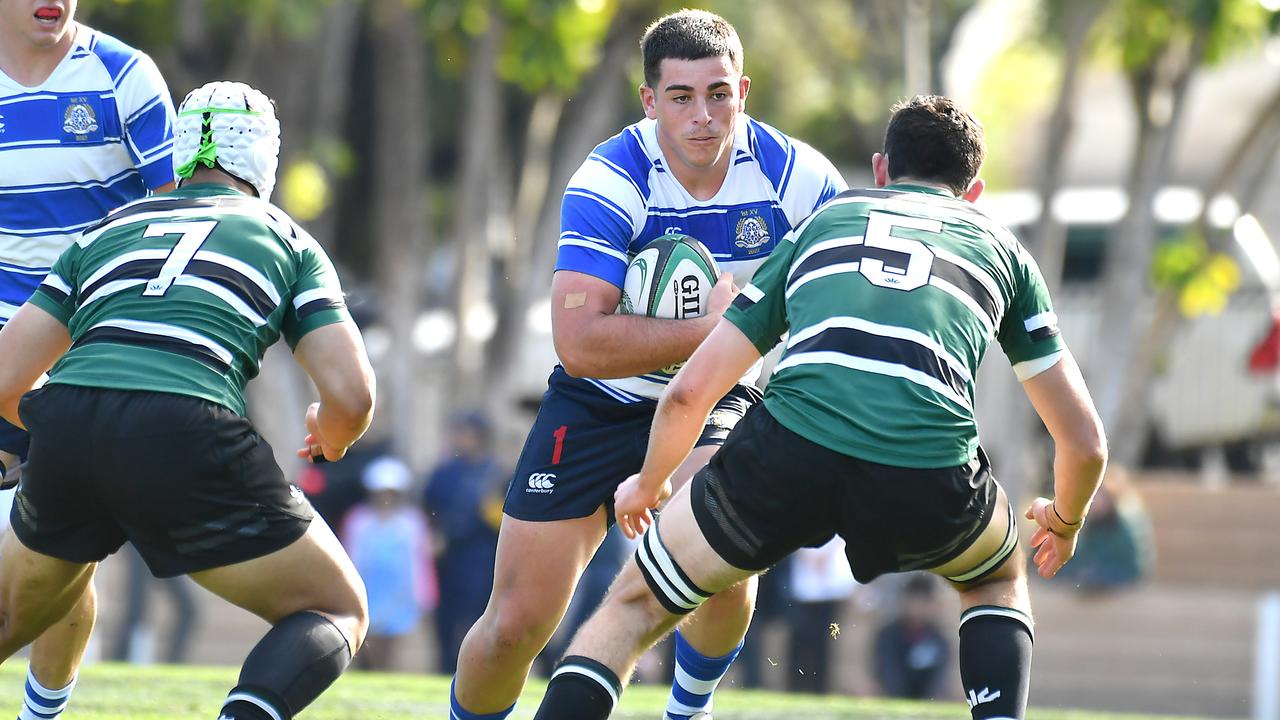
[28,243,82,326]
[723,234,800,355]
[282,244,351,349]
[997,244,1066,368]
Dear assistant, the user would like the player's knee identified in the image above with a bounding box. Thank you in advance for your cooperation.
[700,575,756,618]
[482,596,560,658]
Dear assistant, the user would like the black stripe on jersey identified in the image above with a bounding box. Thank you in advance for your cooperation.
[731,293,756,312]
[1029,325,1060,342]
[80,259,165,299]
[930,258,1000,327]
[83,195,262,235]
[787,326,969,400]
[74,326,232,373]
[297,298,345,319]
[787,244,1001,327]
[185,260,278,319]
[39,284,69,304]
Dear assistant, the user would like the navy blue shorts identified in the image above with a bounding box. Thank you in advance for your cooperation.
[504,366,762,525]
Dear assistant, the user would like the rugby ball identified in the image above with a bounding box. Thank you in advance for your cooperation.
[620,234,720,319]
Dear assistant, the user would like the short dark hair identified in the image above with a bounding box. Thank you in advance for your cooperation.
[883,95,984,195]
[641,9,743,88]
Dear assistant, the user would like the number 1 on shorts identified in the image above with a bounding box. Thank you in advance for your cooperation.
[551,425,567,465]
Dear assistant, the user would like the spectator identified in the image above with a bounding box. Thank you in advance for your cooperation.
[1054,468,1154,593]
[422,412,504,674]
[342,457,437,671]
[786,538,859,694]
[873,574,950,700]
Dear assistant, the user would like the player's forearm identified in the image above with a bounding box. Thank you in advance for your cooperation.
[639,386,716,488]
[1051,444,1108,523]
[558,313,716,379]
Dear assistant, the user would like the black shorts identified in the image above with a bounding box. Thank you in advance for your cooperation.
[691,404,998,584]
[504,366,762,524]
[12,384,313,578]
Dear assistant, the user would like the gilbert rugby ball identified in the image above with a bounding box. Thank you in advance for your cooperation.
[620,234,720,319]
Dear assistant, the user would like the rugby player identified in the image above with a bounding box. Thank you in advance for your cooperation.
[0,81,374,720]
[450,10,846,720]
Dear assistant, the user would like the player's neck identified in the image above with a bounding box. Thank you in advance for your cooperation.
[184,168,258,197]
[0,23,77,88]
[887,177,956,196]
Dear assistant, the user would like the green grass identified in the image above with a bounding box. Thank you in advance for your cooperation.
[0,662,1204,720]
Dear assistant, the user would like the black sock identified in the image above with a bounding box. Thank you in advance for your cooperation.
[219,611,353,720]
[958,606,1033,720]
[533,655,623,720]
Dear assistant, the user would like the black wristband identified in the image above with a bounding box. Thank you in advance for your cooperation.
[1052,500,1082,527]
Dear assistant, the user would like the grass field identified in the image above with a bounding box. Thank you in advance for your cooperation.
[0,662,1209,720]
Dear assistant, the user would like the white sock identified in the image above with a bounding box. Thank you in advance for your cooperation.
[19,668,76,720]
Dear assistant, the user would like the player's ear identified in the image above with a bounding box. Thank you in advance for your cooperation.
[640,84,657,120]
[962,177,985,204]
[872,153,890,187]
[738,75,751,110]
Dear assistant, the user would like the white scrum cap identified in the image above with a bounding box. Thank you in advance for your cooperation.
[174,81,281,201]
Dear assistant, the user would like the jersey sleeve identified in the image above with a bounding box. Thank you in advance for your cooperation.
[779,139,847,224]
[554,157,645,288]
[115,52,177,191]
[723,233,800,355]
[997,244,1067,379]
[28,244,82,326]
[282,243,351,349]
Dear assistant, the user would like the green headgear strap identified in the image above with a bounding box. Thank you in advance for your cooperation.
[174,107,263,180]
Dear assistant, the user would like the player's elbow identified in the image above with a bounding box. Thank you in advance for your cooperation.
[324,373,376,431]
[553,335,596,379]
[1063,422,1108,471]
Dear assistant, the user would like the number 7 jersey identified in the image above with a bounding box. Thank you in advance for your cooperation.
[28,184,349,416]
[724,184,1067,469]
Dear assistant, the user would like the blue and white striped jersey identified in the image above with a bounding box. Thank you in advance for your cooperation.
[0,24,176,324]
[557,114,846,402]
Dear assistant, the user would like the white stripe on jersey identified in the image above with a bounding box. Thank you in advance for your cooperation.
[80,278,146,308]
[80,248,169,291]
[41,273,72,295]
[775,351,971,410]
[0,300,18,321]
[88,318,233,366]
[557,237,628,263]
[292,287,339,310]
[786,316,973,383]
[174,276,267,326]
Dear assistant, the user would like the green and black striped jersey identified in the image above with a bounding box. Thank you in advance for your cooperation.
[29,184,349,416]
[724,184,1065,469]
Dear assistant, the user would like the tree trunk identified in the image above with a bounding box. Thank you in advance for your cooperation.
[449,9,506,409]
[370,0,430,462]
[482,2,657,414]
[299,0,361,251]
[1091,28,1208,470]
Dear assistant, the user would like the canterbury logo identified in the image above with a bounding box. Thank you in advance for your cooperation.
[526,472,557,493]
[966,687,1002,708]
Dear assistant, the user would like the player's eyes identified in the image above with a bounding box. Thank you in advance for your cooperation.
[671,95,690,103]
[712,92,729,101]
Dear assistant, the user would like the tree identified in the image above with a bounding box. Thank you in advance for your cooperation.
[1090,0,1276,469]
